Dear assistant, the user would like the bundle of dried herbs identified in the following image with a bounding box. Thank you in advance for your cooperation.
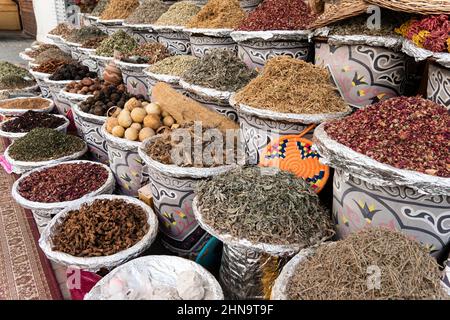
[187,0,245,29]
[182,50,257,91]
[49,23,74,39]
[66,26,107,43]
[34,48,73,65]
[235,57,349,114]
[2,111,66,133]
[0,61,35,90]
[124,0,170,25]
[237,0,316,31]
[81,36,108,49]
[51,199,149,257]
[196,166,333,245]
[91,0,110,16]
[287,228,446,300]
[146,55,198,77]
[27,44,58,58]
[95,30,138,57]
[8,128,85,162]
[145,123,236,167]
[99,0,139,20]
[18,163,109,203]
[123,43,171,64]
[155,1,201,26]
[325,96,449,177]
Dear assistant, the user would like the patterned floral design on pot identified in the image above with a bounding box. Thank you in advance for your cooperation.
[427,63,450,108]
[128,28,158,44]
[46,80,73,116]
[332,169,450,257]
[72,104,109,164]
[315,42,407,108]
[238,40,310,70]
[90,55,114,80]
[115,60,150,99]
[157,30,191,55]
[78,48,99,73]
[189,34,237,58]
[28,70,51,98]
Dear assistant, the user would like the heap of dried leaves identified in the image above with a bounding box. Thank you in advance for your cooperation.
[287,228,447,300]
[52,199,149,257]
[235,57,349,114]
[196,166,333,245]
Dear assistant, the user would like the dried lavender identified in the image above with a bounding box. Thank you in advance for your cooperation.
[196,166,333,245]
[182,50,257,92]
[95,30,138,57]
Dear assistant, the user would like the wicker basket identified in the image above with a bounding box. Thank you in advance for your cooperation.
[366,0,450,15]
[310,0,369,29]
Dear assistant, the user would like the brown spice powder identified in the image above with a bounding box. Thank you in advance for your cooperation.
[235,57,349,114]
[187,0,245,29]
[0,97,51,110]
[100,0,139,20]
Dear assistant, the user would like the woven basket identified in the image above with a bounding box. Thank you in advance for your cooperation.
[366,0,450,15]
[310,0,369,29]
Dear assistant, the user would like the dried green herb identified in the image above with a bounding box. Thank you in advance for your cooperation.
[91,0,110,16]
[146,55,198,77]
[182,50,257,92]
[196,166,333,245]
[0,61,35,90]
[125,0,170,25]
[9,128,85,162]
[155,1,201,26]
[95,30,138,57]
[66,26,107,44]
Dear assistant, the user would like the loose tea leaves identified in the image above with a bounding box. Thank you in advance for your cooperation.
[125,0,170,25]
[66,26,107,44]
[235,57,349,114]
[2,111,66,133]
[146,55,198,77]
[155,1,201,27]
[81,36,108,49]
[18,162,109,203]
[51,199,149,257]
[182,50,257,92]
[95,30,138,57]
[0,61,35,90]
[325,96,450,177]
[100,0,139,20]
[287,228,446,300]
[238,0,316,31]
[8,128,86,162]
[196,166,333,245]
[187,0,245,29]
[34,48,73,65]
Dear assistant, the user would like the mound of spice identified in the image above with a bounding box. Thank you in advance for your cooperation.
[145,123,236,167]
[196,166,333,245]
[122,43,171,64]
[51,199,149,257]
[182,50,257,91]
[287,228,446,300]
[81,36,108,49]
[66,26,107,44]
[146,55,198,77]
[2,111,66,133]
[34,48,73,65]
[155,1,201,26]
[65,77,105,95]
[237,0,316,31]
[32,59,68,74]
[99,0,139,20]
[17,162,108,203]
[49,62,97,81]
[187,0,245,29]
[49,23,73,39]
[91,0,110,16]
[124,0,170,25]
[0,97,50,110]
[0,61,35,90]
[27,44,58,58]
[235,57,349,114]
[95,30,138,57]
[79,83,130,116]
[325,96,449,177]
[8,128,85,162]
[395,14,450,53]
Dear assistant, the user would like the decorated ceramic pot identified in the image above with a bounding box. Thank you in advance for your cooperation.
[96,20,126,36]
[78,48,99,73]
[65,41,83,61]
[333,169,450,257]
[427,62,450,108]
[44,79,73,116]
[315,41,407,108]
[71,103,109,164]
[186,29,237,58]
[138,137,235,259]
[101,125,146,196]
[28,69,51,98]
[89,54,114,79]
[47,34,71,54]
[180,80,238,121]
[124,24,159,44]
[154,26,191,55]
[115,60,150,98]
